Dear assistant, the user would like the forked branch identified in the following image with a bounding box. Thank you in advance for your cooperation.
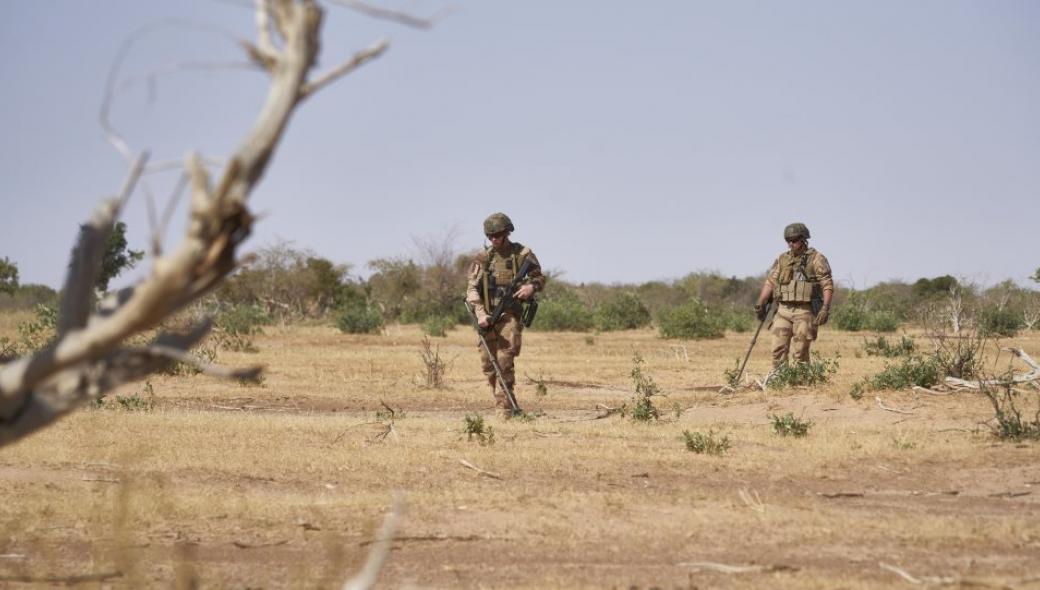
[0,0,387,448]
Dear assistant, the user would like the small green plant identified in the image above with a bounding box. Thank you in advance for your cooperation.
[17,303,57,352]
[891,437,917,451]
[421,315,454,338]
[849,382,865,400]
[771,412,813,437]
[766,354,838,388]
[213,304,270,352]
[723,357,742,387]
[682,430,731,455]
[982,381,1040,441]
[863,335,915,358]
[584,335,595,345]
[463,414,495,446]
[528,373,549,397]
[98,381,155,411]
[866,356,942,390]
[627,354,660,421]
[335,301,384,334]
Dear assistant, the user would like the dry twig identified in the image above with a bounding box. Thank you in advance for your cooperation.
[875,396,915,415]
[459,458,502,480]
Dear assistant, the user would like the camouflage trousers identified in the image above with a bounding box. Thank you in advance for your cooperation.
[770,302,816,368]
[478,312,523,410]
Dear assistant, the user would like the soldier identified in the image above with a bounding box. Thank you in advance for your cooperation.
[754,222,834,368]
[465,213,545,417]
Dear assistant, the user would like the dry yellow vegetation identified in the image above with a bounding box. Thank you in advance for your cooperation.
[1,321,1038,588]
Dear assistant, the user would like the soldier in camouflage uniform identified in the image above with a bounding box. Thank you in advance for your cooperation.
[754,223,834,368]
[465,213,546,416]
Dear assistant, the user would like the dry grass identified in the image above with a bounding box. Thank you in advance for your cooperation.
[2,320,1039,588]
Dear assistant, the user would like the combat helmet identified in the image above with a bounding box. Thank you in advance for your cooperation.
[483,212,514,235]
[783,222,810,241]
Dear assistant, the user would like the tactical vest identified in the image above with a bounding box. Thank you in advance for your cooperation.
[481,244,530,311]
[776,250,820,304]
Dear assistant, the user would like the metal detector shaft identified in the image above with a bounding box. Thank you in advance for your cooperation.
[464,301,521,413]
[733,301,773,386]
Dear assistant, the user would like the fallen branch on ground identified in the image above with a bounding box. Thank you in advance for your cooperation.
[875,396,915,415]
[945,347,1040,389]
[459,458,502,480]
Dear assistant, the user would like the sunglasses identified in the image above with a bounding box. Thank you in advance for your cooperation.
[486,232,508,240]
[786,237,804,244]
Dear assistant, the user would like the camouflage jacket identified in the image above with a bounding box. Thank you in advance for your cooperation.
[766,247,834,297]
[465,242,545,319]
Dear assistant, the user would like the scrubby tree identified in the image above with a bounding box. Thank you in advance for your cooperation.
[95,221,144,292]
[0,257,18,295]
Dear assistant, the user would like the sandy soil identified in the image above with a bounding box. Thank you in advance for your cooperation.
[1,324,1039,589]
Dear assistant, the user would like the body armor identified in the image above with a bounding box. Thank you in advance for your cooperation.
[776,250,820,304]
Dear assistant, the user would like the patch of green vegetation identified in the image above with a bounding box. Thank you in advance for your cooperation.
[767,354,838,388]
[463,414,495,446]
[863,335,916,358]
[682,430,731,455]
[770,412,813,437]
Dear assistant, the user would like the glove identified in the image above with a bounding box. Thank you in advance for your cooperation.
[754,303,768,322]
[815,307,829,326]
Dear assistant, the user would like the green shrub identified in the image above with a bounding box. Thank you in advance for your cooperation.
[716,305,754,333]
[771,412,813,437]
[767,354,838,388]
[863,335,916,358]
[215,304,271,336]
[17,303,57,352]
[833,304,867,331]
[336,302,384,334]
[866,311,899,332]
[625,354,660,421]
[866,356,942,390]
[683,430,731,455]
[979,306,1023,337]
[463,414,495,445]
[982,382,1040,441]
[529,288,594,332]
[593,292,651,331]
[657,299,724,340]
[422,315,455,338]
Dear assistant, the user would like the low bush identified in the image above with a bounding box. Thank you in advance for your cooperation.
[982,381,1040,441]
[865,356,942,390]
[767,354,838,388]
[657,299,724,340]
[422,315,455,338]
[771,412,813,437]
[683,430,731,455]
[593,292,651,331]
[625,354,660,421]
[530,287,594,332]
[863,335,916,358]
[463,414,495,445]
[716,305,754,333]
[979,306,1023,337]
[336,301,384,334]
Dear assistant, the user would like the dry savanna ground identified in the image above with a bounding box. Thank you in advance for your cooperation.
[1,312,1039,589]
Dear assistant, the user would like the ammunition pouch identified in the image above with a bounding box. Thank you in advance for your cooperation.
[522,299,538,328]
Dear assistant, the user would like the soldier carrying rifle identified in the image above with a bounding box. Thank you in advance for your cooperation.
[464,213,545,418]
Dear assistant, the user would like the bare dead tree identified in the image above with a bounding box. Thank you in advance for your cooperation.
[0,0,390,448]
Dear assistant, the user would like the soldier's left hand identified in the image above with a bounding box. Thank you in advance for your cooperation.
[815,307,829,326]
[514,283,535,300]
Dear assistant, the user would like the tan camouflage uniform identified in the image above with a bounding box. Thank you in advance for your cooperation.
[465,242,545,411]
[765,248,833,367]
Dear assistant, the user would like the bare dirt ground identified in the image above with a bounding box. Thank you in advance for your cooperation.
[1,322,1039,589]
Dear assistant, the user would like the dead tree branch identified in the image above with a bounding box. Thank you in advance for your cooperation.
[0,0,388,448]
[945,347,1040,389]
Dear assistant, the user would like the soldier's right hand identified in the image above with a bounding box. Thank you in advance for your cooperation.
[754,303,768,322]
[478,315,490,329]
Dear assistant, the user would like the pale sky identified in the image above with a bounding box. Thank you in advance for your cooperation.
[1,1,1038,291]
